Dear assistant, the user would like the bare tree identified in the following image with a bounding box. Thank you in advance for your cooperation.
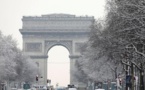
[77,21,114,82]
[103,0,145,89]
[0,31,38,86]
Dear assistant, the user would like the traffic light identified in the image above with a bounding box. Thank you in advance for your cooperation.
[119,78,122,85]
[47,79,51,84]
[36,75,38,81]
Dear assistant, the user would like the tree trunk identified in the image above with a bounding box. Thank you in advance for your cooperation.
[131,63,134,90]
[126,64,128,90]
[140,64,144,90]
[0,80,2,90]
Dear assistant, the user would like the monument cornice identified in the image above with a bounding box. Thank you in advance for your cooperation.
[22,15,94,21]
[69,55,81,59]
[19,29,91,35]
[30,55,48,59]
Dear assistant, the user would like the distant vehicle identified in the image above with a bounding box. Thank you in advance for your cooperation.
[31,87,36,90]
[11,88,17,90]
[68,88,77,90]
[67,84,77,90]
[95,89,105,90]
[43,86,47,90]
[32,85,48,90]
[55,87,66,90]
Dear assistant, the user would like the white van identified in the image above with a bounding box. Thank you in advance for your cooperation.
[68,88,77,90]
[95,89,105,90]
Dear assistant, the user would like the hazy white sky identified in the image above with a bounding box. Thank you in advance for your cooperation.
[0,0,106,49]
[48,46,70,87]
[0,0,106,87]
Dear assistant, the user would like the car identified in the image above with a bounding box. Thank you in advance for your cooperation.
[55,87,66,90]
[67,85,77,90]
[68,88,77,90]
[11,88,17,90]
[31,88,36,90]
[95,89,105,90]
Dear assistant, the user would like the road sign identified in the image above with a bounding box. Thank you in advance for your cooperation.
[23,84,30,89]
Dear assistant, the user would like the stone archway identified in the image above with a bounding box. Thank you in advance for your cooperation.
[47,45,70,86]
[20,14,94,85]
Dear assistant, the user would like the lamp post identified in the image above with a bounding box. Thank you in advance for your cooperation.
[125,45,134,90]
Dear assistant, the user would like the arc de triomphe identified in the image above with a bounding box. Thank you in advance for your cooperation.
[20,14,94,85]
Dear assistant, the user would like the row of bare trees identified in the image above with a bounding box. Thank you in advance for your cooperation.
[75,0,145,90]
[0,31,38,86]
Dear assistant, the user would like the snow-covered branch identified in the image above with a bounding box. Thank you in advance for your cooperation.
[121,59,131,66]
[130,61,141,70]
[132,44,145,57]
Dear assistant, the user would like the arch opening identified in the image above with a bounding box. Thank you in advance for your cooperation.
[47,45,70,87]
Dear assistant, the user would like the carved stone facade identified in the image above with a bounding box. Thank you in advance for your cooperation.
[25,42,42,52]
[20,14,94,85]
